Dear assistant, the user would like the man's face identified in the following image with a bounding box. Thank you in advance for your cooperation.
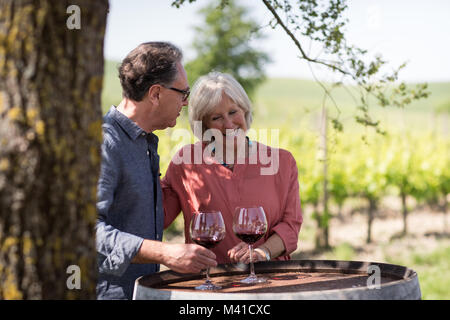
[157,62,189,129]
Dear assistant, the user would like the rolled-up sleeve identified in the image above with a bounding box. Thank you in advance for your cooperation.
[96,135,143,277]
[272,153,303,255]
[95,221,143,277]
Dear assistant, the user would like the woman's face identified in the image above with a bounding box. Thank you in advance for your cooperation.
[203,93,247,147]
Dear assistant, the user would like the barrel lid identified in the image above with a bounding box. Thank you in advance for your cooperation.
[133,260,421,300]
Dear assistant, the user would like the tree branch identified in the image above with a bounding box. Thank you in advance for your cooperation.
[261,0,351,77]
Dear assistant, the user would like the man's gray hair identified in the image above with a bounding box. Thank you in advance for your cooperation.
[118,42,183,101]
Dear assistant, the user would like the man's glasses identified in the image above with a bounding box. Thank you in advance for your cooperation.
[162,85,190,101]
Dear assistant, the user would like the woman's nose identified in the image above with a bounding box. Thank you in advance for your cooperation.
[223,116,234,129]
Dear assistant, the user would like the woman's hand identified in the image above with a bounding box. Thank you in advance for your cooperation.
[227,242,266,264]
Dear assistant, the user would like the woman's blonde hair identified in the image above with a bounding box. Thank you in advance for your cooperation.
[188,72,253,140]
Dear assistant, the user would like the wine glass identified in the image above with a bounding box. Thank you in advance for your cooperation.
[190,211,226,290]
[233,206,268,284]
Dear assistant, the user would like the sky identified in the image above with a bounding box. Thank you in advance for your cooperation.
[104,0,450,83]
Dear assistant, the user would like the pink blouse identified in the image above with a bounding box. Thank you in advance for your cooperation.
[161,141,303,264]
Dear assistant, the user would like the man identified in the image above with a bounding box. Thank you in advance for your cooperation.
[96,42,217,300]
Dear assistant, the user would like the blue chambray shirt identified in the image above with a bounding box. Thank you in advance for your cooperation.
[96,106,164,300]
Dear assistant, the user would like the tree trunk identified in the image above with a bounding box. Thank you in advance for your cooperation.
[0,0,108,299]
[314,107,330,250]
[400,192,409,236]
[366,198,376,244]
[337,201,344,221]
[313,206,323,250]
[443,195,448,234]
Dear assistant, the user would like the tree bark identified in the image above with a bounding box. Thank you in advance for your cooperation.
[0,0,108,299]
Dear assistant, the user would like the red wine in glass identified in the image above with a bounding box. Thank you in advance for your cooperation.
[235,232,265,244]
[233,206,268,284]
[190,211,226,290]
[191,237,222,249]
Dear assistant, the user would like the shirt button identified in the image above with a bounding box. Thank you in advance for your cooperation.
[141,133,145,137]
[147,150,149,156]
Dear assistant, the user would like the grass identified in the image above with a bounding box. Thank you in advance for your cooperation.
[327,242,356,261]
[254,77,450,113]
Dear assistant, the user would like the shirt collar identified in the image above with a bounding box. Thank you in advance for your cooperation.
[146,132,159,147]
[107,105,146,141]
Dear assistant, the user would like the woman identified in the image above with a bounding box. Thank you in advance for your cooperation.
[162,72,302,264]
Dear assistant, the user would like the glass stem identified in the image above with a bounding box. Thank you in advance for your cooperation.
[249,244,255,276]
[205,267,211,283]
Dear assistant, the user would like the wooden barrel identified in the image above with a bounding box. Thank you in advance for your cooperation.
[133,260,421,300]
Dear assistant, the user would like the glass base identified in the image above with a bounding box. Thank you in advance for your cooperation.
[240,274,268,284]
[195,280,222,291]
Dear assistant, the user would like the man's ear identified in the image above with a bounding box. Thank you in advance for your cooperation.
[147,84,161,105]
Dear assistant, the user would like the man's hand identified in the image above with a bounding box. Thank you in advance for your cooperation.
[161,243,217,274]
[132,239,217,274]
